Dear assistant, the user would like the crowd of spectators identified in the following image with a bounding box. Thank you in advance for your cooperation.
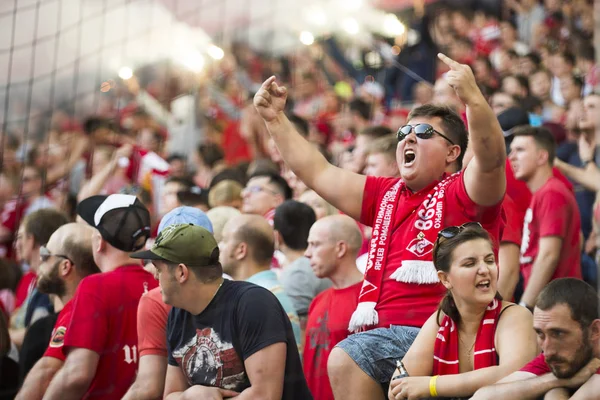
[0,0,599,399]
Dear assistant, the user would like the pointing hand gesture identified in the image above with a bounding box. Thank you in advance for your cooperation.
[438,53,480,106]
[254,76,288,123]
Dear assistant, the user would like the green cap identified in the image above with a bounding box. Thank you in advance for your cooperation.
[130,223,219,266]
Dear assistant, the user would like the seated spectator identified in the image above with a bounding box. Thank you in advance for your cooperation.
[274,201,331,326]
[304,215,363,400]
[389,223,537,399]
[219,214,301,347]
[131,224,311,399]
[16,223,99,399]
[510,127,582,310]
[208,179,243,209]
[9,209,68,348]
[473,278,600,399]
[122,206,214,400]
[363,135,400,178]
[206,206,241,243]
[160,177,194,217]
[241,172,292,224]
[165,154,187,178]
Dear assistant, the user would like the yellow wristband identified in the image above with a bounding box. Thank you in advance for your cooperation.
[429,375,439,397]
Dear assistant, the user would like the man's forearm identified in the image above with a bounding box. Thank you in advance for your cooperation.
[473,374,565,400]
[122,382,163,400]
[265,114,329,188]
[42,367,91,400]
[16,358,63,400]
[466,97,506,172]
[521,255,559,307]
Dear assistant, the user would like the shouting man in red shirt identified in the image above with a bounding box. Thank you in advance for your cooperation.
[254,53,507,398]
[43,194,158,400]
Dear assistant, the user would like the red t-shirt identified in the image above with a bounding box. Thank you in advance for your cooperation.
[303,283,362,400]
[501,195,522,247]
[63,265,158,399]
[137,287,171,358]
[520,177,582,288]
[505,159,531,218]
[44,300,74,361]
[360,172,504,328]
[521,353,600,376]
[15,271,36,308]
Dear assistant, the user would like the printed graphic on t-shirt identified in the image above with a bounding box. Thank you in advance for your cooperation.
[172,327,245,390]
[49,326,66,348]
[307,310,330,371]
[520,208,533,263]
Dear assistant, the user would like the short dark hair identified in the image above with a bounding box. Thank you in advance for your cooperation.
[62,234,100,277]
[166,261,223,283]
[274,201,316,251]
[558,50,576,66]
[349,98,372,121]
[248,172,293,200]
[288,114,309,138]
[23,209,69,246]
[235,224,274,265]
[433,224,501,324]
[408,104,469,170]
[197,143,224,168]
[536,278,598,330]
[512,126,556,164]
[165,176,195,190]
[524,52,541,67]
[577,44,595,62]
[210,168,247,188]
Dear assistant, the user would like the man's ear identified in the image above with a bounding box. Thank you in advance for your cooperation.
[335,241,347,259]
[446,144,461,166]
[177,263,190,283]
[60,259,73,277]
[95,236,105,253]
[235,242,247,261]
[589,319,600,341]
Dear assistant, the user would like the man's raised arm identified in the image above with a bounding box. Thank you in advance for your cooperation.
[254,76,366,220]
[438,54,506,206]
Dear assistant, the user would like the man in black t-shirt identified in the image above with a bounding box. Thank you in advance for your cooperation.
[131,223,312,400]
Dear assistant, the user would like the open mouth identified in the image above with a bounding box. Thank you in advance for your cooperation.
[404,149,416,166]
[476,280,491,289]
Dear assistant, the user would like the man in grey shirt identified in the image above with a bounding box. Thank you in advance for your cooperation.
[274,201,332,330]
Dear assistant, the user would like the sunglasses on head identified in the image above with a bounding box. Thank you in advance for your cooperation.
[437,222,483,241]
[397,124,455,145]
[39,246,73,264]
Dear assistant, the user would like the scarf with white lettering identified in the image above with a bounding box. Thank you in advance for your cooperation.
[432,299,501,375]
[348,173,459,332]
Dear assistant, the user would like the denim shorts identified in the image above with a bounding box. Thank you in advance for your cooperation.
[335,325,420,387]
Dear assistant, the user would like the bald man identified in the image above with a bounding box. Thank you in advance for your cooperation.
[17,223,100,400]
[302,215,364,400]
[219,214,301,348]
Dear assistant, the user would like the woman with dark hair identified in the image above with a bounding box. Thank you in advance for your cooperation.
[388,223,538,400]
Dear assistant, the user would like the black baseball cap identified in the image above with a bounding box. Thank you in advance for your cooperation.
[77,194,151,252]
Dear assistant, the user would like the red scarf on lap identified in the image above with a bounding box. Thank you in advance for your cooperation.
[349,173,460,332]
[432,299,501,375]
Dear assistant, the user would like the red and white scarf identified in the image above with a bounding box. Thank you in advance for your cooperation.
[432,299,501,375]
[349,173,460,332]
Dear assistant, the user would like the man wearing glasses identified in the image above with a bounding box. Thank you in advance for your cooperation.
[16,223,99,400]
[254,53,507,398]
[241,172,292,225]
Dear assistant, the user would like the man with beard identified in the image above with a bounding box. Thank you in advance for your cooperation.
[16,223,99,400]
[473,278,600,399]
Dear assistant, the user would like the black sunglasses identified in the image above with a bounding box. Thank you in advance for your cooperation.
[437,222,483,240]
[433,222,483,261]
[397,124,455,145]
[40,246,73,264]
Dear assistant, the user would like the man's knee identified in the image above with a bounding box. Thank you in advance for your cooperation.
[327,347,356,379]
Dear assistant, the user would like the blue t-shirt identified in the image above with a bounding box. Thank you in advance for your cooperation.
[556,142,596,239]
